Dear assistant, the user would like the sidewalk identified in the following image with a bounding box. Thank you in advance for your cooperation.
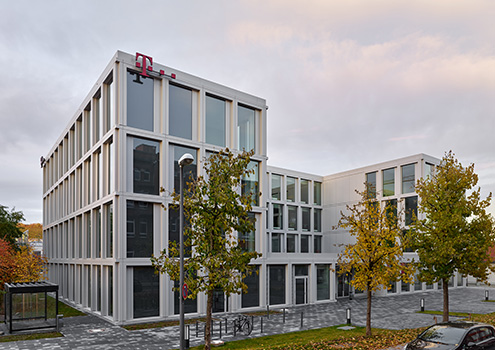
[1,287,494,349]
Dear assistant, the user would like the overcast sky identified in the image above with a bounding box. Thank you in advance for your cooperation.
[1,0,494,223]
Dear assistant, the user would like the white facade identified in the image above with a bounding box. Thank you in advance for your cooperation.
[43,51,465,325]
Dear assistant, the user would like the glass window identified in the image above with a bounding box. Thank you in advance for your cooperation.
[169,84,192,140]
[300,235,310,253]
[172,145,197,194]
[382,168,395,197]
[302,207,310,231]
[317,265,330,300]
[271,174,282,200]
[287,177,296,202]
[168,205,191,257]
[95,208,101,258]
[366,172,377,198]
[127,201,153,258]
[314,209,322,232]
[239,213,256,252]
[174,279,197,314]
[242,161,259,206]
[385,199,397,225]
[237,105,255,152]
[105,202,113,258]
[425,163,435,178]
[104,77,114,134]
[108,266,113,316]
[127,70,154,131]
[287,234,296,253]
[271,233,282,253]
[300,179,309,204]
[133,266,159,318]
[272,204,283,230]
[269,265,285,305]
[242,266,259,308]
[405,196,418,226]
[133,137,160,195]
[205,94,225,147]
[288,205,297,230]
[402,164,415,194]
[314,235,322,253]
[314,181,322,205]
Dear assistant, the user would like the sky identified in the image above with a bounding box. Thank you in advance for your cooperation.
[0,0,494,223]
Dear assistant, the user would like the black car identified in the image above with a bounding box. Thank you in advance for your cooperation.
[405,321,495,349]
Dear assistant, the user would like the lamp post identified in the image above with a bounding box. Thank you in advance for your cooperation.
[179,153,194,350]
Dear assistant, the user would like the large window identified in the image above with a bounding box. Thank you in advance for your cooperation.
[287,234,296,253]
[168,205,191,257]
[271,174,282,200]
[288,206,297,230]
[314,235,322,253]
[133,137,160,195]
[133,267,159,318]
[366,172,377,198]
[205,94,225,147]
[269,265,285,305]
[169,84,192,140]
[127,71,153,132]
[127,201,153,258]
[317,265,330,300]
[172,145,197,193]
[239,213,256,252]
[314,181,322,205]
[238,105,255,151]
[242,161,259,206]
[425,163,435,178]
[314,209,322,232]
[405,196,418,226]
[385,199,397,225]
[105,202,113,258]
[382,168,395,197]
[300,235,310,253]
[174,280,197,314]
[300,179,309,204]
[302,207,310,231]
[402,164,415,194]
[271,233,282,253]
[287,177,296,202]
[242,266,259,308]
[273,204,283,230]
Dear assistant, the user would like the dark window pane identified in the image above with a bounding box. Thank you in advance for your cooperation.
[287,234,296,253]
[402,164,415,194]
[288,206,297,230]
[314,209,322,232]
[173,145,197,193]
[366,172,377,198]
[242,161,259,206]
[405,196,418,226]
[314,182,322,205]
[271,174,282,200]
[382,168,395,197]
[237,105,255,151]
[239,213,256,252]
[127,71,153,131]
[302,207,310,231]
[205,95,225,147]
[385,199,398,226]
[272,204,283,230]
[174,280,197,314]
[287,177,296,202]
[314,235,322,253]
[168,205,191,257]
[301,179,309,204]
[127,201,153,258]
[133,137,160,195]
[133,266,159,318]
[269,265,285,305]
[242,266,259,308]
[271,233,282,252]
[317,265,330,300]
[169,84,192,140]
[300,235,309,253]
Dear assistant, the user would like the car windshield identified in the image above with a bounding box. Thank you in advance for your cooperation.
[419,325,466,345]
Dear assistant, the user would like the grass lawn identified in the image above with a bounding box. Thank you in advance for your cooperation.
[0,332,62,343]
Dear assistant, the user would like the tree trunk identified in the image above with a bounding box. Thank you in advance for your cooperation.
[442,278,449,322]
[204,291,214,350]
[366,289,372,336]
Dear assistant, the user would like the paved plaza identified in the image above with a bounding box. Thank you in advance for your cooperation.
[1,287,495,350]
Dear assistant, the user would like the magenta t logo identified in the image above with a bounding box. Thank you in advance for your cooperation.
[135,52,153,77]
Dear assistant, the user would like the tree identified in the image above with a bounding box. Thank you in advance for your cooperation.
[0,205,25,249]
[409,151,495,322]
[0,238,16,289]
[335,187,414,336]
[18,223,43,240]
[12,245,47,283]
[151,148,262,350]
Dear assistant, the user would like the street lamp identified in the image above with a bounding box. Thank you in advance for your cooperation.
[179,153,194,350]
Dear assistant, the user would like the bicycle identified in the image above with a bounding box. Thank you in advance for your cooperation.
[233,314,253,336]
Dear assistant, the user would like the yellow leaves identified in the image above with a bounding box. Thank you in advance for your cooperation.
[12,245,47,283]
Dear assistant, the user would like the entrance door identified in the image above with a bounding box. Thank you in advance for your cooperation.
[295,276,308,304]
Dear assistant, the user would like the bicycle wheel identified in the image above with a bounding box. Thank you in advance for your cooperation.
[242,320,253,335]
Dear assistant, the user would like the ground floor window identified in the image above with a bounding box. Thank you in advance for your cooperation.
[174,280,197,315]
[133,266,159,318]
[242,266,259,308]
[269,265,285,305]
[316,265,330,300]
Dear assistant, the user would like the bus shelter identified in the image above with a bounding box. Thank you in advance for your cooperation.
[3,282,59,333]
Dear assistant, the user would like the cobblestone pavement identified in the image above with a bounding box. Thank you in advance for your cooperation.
[1,287,494,350]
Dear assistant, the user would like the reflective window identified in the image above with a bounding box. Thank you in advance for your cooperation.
[314,209,322,232]
[405,196,418,226]
[425,163,435,178]
[127,201,153,258]
[239,213,256,252]
[169,84,192,140]
[287,177,296,202]
[168,205,191,257]
[314,181,322,205]
[272,204,283,230]
[288,206,297,230]
[366,172,377,198]
[402,164,415,194]
[301,179,309,204]
[174,280,197,314]
[269,265,285,305]
[133,137,160,195]
[271,232,282,252]
[301,235,310,253]
[172,145,197,194]
[242,266,259,308]
[242,161,259,206]
[317,265,330,300]
[271,174,282,200]
[205,94,225,147]
[314,235,322,253]
[238,105,255,151]
[302,207,310,231]
[385,199,397,225]
[127,71,153,132]
[382,168,395,197]
[287,234,296,253]
[133,266,159,318]
[105,202,113,258]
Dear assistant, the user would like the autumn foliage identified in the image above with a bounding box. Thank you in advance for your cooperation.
[17,223,43,240]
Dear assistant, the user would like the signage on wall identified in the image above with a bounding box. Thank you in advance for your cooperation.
[135,52,176,79]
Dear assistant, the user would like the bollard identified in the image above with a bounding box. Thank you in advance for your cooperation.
[283,308,286,323]
[225,318,228,334]
[486,290,489,301]
[234,320,237,336]
[56,314,63,332]
[219,320,222,339]
[420,298,425,312]
[267,304,270,319]
[300,311,303,328]
[196,320,199,337]
[251,315,254,328]
[185,325,190,349]
[346,308,351,325]
[261,317,263,333]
